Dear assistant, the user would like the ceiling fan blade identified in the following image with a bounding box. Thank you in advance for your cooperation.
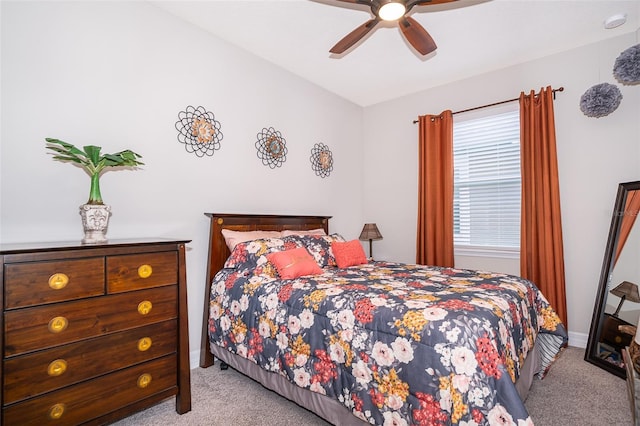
[332,0,371,3]
[330,19,379,54]
[399,16,437,55]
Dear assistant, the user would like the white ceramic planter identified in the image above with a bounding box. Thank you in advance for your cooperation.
[79,204,111,244]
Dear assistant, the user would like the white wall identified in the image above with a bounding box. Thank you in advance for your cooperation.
[363,31,640,346]
[0,1,364,367]
[2,1,639,362]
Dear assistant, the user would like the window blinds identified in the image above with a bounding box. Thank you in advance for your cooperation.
[453,110,521,249]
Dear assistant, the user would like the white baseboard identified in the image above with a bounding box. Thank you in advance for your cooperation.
[568,330,588,349]
[190,349,201,370]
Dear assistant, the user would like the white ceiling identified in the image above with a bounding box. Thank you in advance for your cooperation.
[150,0,640,107]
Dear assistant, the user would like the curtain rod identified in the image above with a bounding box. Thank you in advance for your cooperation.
[412,86,564,124]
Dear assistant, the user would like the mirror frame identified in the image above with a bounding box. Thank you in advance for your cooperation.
[585,180,640,378]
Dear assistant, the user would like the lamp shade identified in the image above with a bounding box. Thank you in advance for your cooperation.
[611,280,640,317]
[611,281,640,303]
[359,223,383,241]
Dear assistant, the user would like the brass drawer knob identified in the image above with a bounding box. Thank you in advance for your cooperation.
[137,373,152,388]
[49,403,65,419]
[138,264,153,278]
[137,301,153,315]
[48,316,68,333]
[47,359,68,376]
[48,273,69,290]
[137,337,152,351]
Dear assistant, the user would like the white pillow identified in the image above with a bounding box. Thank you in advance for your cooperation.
[221,229,282,251]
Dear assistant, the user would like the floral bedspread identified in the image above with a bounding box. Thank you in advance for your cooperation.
[208,241,567,425]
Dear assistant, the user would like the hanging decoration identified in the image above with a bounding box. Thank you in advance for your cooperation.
[256,127,287,168]
[175,105,223,157]
[310,143,333,178]
[613,44,640,85]
[579,83,623,118]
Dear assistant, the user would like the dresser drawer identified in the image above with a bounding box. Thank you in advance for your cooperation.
[4,320,177,404]
[107,251,177,293]
[4,286,177,357]
[4,258,104,309]
[2,354,177,426]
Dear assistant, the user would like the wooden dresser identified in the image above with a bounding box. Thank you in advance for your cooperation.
[0,239,191,425]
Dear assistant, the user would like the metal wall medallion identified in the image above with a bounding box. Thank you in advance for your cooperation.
[310,143,333,178]
[175,106,223,157]
[256,127,287,169]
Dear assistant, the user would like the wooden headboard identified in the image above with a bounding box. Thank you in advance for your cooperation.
[200,213,331,367]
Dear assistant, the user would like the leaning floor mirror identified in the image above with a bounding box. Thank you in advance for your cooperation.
[586,180,640,378]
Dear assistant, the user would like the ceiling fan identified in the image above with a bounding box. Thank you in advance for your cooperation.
[328,0,457,56]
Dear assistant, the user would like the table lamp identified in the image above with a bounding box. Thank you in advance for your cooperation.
[359,223,383,259]
[610,280,640,317]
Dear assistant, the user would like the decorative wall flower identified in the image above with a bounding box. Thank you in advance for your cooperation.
[579,83,623,118]
[310,143,333,178]
[613,44,640,85]
[256,127,287,168]
[176,106,223,157]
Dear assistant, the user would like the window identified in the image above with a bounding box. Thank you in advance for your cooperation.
[453,108,520,256]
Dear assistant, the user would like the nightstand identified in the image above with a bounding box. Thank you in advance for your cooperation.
[602,313,633,351]
[1,239,191,425]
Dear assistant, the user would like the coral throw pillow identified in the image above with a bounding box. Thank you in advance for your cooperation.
[266,247,322,279]
[332,240,368,268]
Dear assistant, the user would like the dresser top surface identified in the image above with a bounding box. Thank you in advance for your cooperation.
[0,238,191,255]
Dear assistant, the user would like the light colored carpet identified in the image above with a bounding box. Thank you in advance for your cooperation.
[113,346,632,425]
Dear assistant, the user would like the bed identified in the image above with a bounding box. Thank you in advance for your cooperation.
[199,213,568,425]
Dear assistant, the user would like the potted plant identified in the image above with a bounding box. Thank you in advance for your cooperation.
[45,138,144,243]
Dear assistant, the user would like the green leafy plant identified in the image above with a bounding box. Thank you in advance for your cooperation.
[45,138,144,205]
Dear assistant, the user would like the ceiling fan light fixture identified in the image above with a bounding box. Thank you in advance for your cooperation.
[378,1,406,21]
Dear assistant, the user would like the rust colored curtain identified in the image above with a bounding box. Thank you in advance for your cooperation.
[416,111,454,267]
[520,86,567,327]
[614,191,640,266]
